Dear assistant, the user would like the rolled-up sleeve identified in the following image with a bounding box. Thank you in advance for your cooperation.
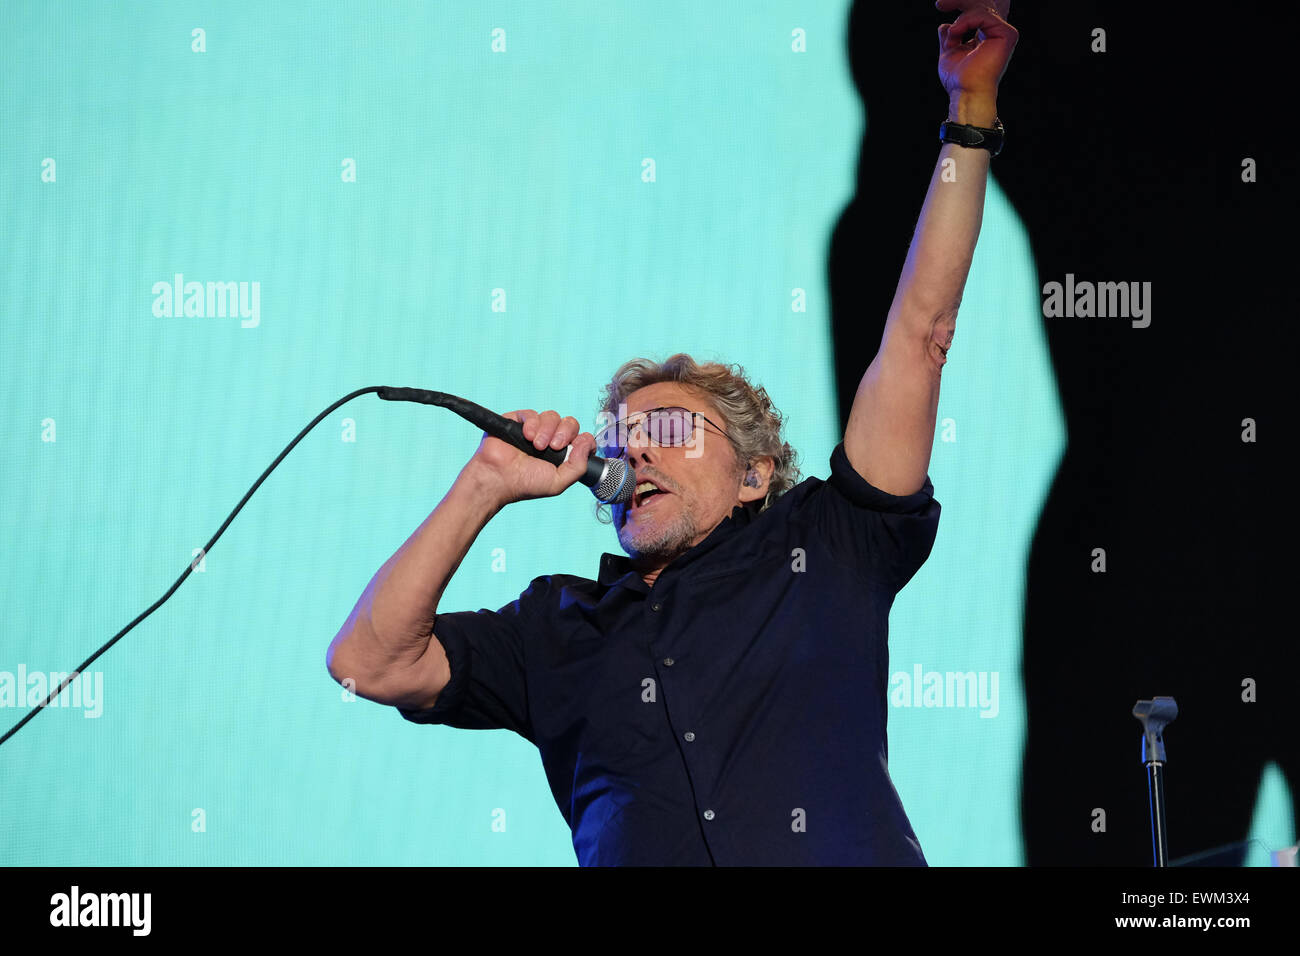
[396,576,550,744]
[807,442,941,596]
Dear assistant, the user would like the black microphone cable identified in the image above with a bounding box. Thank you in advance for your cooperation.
[0,385,627,749]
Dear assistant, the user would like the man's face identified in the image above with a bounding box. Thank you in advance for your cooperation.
[606,382,745,565]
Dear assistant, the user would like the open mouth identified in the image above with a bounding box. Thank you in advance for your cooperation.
[632,479,669,510]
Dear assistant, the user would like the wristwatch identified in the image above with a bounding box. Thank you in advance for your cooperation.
[939,117,1005,157]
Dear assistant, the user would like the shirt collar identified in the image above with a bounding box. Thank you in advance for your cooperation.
[597,501,761,589]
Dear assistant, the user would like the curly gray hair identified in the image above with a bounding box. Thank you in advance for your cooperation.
[592,353,801,523]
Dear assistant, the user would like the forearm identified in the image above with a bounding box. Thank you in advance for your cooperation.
[327,461,505,691]
[885,92,996,350]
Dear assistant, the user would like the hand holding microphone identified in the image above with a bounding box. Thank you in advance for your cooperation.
[374,387,634,505]
[0,384,632,750]
[472,409,600,505]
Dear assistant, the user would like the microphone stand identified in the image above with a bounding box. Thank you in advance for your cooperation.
[1132,696,1178,867]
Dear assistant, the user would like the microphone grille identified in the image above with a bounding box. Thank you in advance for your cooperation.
[594,457,634,504]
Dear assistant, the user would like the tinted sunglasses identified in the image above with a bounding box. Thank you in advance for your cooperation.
[595,406,735,459]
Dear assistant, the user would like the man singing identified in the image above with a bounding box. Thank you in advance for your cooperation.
[327,0,1017,865]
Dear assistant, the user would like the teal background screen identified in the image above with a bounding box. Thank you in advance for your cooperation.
[2,1,1291,866]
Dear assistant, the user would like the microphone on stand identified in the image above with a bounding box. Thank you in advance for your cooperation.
[377,387,634,504]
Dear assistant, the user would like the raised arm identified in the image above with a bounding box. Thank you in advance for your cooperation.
[843,0,1017,496]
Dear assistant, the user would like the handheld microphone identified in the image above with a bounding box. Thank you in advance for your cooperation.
[377,387,634,504]
[1,383,634,750]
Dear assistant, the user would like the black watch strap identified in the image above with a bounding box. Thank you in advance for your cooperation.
[939,117,1005,157]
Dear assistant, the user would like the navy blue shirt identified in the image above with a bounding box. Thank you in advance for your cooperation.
[398,442,940,865]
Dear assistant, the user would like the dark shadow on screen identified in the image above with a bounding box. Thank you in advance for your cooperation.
[827,0,1293,864]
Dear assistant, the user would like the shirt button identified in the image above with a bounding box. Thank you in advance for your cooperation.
[683,731,695,742]
[663,657,675,666]
[651,602,662,612]
[703,809,715,821]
